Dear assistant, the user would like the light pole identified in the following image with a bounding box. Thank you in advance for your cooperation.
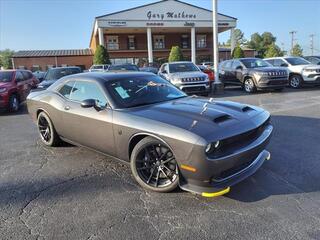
[212,0,224,94]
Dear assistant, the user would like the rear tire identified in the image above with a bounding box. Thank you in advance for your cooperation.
[8,94,19,112]
[37,112,61,147]
[243,78,256,93]
[289,74,302,88]
[130,137,179,193]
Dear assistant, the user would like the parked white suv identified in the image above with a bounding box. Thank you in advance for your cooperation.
[265,57,320,88]
[158,61,210,95]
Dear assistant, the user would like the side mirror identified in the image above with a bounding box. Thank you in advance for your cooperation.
[280,63,288,67]
[236,66,243,71]
[162,70,168,74]
[38,77,44,82]
[81,99,96,108]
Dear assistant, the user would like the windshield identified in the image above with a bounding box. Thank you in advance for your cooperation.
[285,57,310,66]
[240,59,271,68]
[0,72,13,82]
[169,63,200,73]
[108,65,139,71]
[44,68,81,80]
[104,75,187,108]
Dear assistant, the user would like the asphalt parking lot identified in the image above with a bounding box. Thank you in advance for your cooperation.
[1,87,320,240]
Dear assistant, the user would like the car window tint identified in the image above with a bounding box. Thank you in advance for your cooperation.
[232,60,242,69]
[70,81,107,107]
[21,71,32,80]
[58,81,75,99]
[273,59,285,67]
[225,61,232,69]
[15,71,24,82]
[265,59,274,66]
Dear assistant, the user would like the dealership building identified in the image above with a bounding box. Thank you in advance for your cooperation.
[13,0,255,70]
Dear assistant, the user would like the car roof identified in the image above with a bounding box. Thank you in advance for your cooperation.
[62,72,155,84]
[49,66,80,70]
[166,61,193,64]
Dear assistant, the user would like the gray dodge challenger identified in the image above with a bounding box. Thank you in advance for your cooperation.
[27,72,273,197]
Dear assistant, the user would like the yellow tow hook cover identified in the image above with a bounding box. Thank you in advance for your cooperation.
[202,187,230,198]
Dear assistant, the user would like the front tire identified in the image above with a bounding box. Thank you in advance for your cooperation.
[8,94,19,112]
[37,112,61,146]
[243,78,256,93]
[289,74,302,88]
[130,137,179,192]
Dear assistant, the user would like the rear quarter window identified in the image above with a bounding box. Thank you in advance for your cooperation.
[58,81,75,99]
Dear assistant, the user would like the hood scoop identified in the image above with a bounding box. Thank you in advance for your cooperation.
[242,106,254,112]
[213,114,231,124]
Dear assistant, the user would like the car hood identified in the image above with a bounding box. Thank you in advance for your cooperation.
[288,64,320,72]
[38,79,57,88]
[127,96,269,142]
[169,71,207,79]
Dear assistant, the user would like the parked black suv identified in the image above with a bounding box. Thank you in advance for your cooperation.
[219,58,289,93]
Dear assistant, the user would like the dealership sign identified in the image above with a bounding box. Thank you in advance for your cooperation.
[108,21,127,26]
[147,11,196,20]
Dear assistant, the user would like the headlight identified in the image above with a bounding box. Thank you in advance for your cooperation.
[254,71,268,76]
[0,87,7,93]
[205,141,220,153]
[171,78,182,83]
[303,68,315,72]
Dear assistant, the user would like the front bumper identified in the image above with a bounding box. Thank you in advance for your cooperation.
[256,77,289,89]
[175,82,211,94]
[179,124,273,196]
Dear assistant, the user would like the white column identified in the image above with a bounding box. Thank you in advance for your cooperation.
[230,28,236,54]
[191,27,196,64]
[98,27,105,47]
[212,0,220,84]
[147,27,153,64]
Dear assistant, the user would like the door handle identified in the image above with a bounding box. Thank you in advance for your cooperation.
[64,106,70,110]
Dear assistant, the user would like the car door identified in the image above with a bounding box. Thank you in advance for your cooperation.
[221,60,233,83]
[14,71,29,101]
[229,60,242,85]
[60,80,115,156]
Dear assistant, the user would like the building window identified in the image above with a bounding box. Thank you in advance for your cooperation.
[128,36,135,50]
[181,35,189,49]
[107,36,119,50]
[197,35,207,48]
[18,66,25,69]
[154,35,165,49]
[31,65,41,72]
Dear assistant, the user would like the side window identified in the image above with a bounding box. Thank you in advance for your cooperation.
[70,81,107,107]
[58,81,75,99]
[265,59,274,66]
[232,60,242,70]
[15,71,24,82]
[21,71,32,80]
[224,61,232,69]
[273,59,286,67]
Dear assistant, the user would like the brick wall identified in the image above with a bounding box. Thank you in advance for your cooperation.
[13,55,93,71]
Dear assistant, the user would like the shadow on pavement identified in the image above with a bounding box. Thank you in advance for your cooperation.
[0,115,319,206]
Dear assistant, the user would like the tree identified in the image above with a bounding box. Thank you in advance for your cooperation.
[232,45,245,58]
[226,28,246,46]
[0,49,15,69]
[291,44,303,57]
[265,43,283,58]
[247,32,277,58]
[168,46,184,62]
[93,45,110,65]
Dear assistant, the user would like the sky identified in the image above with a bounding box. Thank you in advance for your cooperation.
[0,0,319,55]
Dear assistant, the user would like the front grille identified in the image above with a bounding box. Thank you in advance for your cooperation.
[267,80,288,85]
[208,117,270,159]
[182,86,206,93]
[267,71,287,76]
[181,77,206,83]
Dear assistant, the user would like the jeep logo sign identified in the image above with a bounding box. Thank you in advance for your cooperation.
[147,11,197,20]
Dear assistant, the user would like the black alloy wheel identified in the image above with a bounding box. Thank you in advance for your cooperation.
[131,137,179,192]
[37,112,61,146]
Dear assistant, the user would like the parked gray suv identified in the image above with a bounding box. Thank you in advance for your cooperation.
[158,61,210,95]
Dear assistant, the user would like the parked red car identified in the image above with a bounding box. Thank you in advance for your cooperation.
[198,65,215,87]
[0,70,39,112]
